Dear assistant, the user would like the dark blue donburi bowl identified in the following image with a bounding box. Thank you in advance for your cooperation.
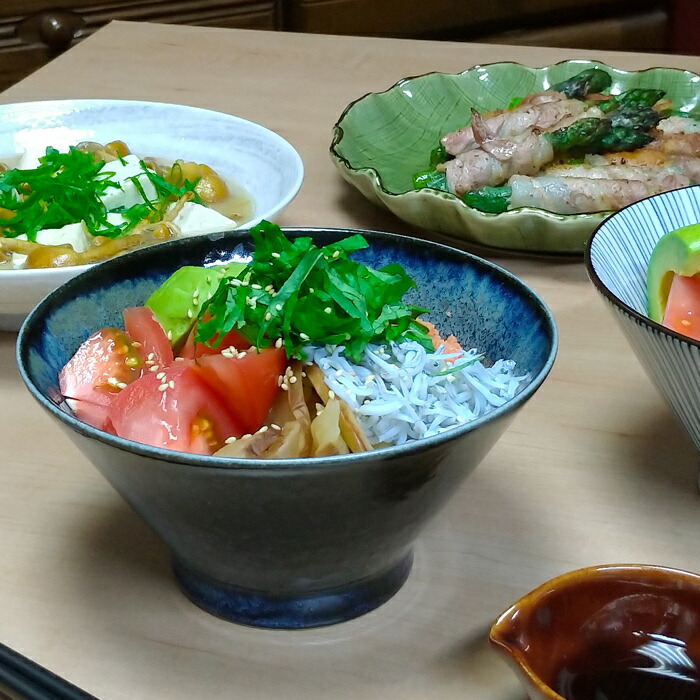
[17,227,557,629]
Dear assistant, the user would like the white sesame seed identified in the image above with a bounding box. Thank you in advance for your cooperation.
[271,252,281,258]
[251,283,262,290]
[258,425,269,433]
[265,312,272,321]
[309,287,315,293]
[156,372,166,380]
[225,436,237,443]
[324,307,332,314]
[158,383,169,391]
[271,424,281,431]
[132,341,142,348]
[187,309,193,318]
[241,433,252,439]
[231,278,242,286]
[332,250,340,258]
[237,352,247,359]
[168,381,175,389]
[193,289,199,298]
[192,298,199,306]
[300,332,310,341]
[174,357,185,362]
[275,303,282,311]
[116,381,128,390]
[328,390,336,400]
[289,375,298,384]
[280,384,289,391]
[149,364,160,372]
[275,338,283,348]
[167,330,173,340]
[147,352,155,360]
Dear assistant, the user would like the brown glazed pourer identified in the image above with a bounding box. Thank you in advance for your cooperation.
[489,564,700,700]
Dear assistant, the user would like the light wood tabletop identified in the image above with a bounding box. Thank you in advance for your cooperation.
[1,20,700,700]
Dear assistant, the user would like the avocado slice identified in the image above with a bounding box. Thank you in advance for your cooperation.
[647,222,700,322]
[146,262,246,347]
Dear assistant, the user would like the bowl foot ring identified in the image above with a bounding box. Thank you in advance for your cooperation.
[173,552,414,629]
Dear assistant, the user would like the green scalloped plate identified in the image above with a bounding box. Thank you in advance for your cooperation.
[330,60,700,255]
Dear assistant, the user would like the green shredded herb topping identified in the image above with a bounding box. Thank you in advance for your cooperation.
[0,149,201,241]
[0,147,122,240]
[197,220,433,361]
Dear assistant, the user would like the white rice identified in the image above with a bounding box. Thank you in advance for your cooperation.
[308,340,529,446]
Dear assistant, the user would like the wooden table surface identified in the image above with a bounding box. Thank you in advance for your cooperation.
[1,21,700,700]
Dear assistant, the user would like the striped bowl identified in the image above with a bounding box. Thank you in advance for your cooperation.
[586,185,700,456]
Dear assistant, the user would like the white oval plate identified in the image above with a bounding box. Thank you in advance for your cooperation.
[0,99,304,330]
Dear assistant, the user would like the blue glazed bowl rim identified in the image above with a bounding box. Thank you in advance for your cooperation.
[585,183,700,349]
[17,227,558,474]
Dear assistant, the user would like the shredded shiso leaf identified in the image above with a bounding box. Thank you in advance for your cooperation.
[197,220,433,361]
[0,148,202,240]
[310,340,529,446]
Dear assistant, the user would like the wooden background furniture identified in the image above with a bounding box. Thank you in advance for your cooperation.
[0,0,692,93]
[1,21,700,699]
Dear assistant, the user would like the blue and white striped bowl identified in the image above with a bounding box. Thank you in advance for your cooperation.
[586,185,700,454]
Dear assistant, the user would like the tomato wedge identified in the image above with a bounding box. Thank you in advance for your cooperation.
[123,306,174,368]
[662,273,700,341]
[108,360,245,454]
[59,328,144,408]
[179,321,251,359]
[197,346,287,433]
[66,398,115,433]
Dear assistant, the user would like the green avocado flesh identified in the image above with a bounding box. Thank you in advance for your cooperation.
[146,262,246,347]
[647,222,700,322]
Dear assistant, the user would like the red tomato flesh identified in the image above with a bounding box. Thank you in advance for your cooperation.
[59,328,144,408]
[662,273,700,341]
[108,359,245,454]
[179,321,251,359]
[197,346,287,434]
[123,306,174,368]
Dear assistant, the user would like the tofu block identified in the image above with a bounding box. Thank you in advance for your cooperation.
[170,202,236,237]
[16,144,51,170]
[11,222,91,267]
[99,155,158,211]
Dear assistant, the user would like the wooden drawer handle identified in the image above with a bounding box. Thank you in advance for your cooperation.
[17,10,86,51]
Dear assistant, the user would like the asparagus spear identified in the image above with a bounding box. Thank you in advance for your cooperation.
[413,170,448,191]
[550,68,612,99]
[546,115,656,155]
[544,118,611,153]
[598,88,666,113]
[609,103,663,131]
[462,186,511,214]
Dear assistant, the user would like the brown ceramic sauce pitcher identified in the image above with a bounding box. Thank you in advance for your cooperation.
[489,564,700,700]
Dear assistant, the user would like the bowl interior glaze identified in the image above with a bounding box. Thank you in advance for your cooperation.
[490,564,700,700]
